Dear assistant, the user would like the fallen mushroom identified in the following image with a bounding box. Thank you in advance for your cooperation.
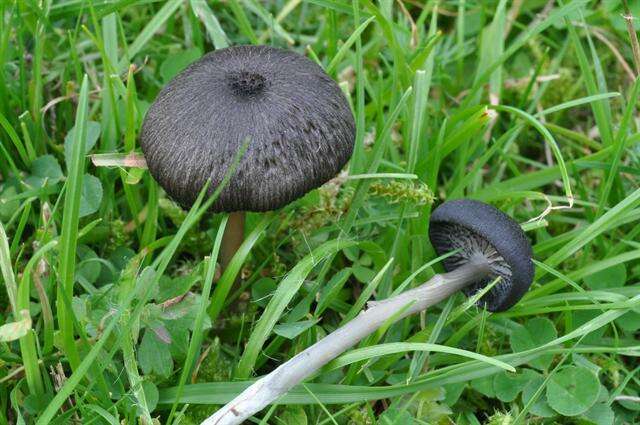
[140,45,355,270]
[429,199,534,311]
[202,199,534,425]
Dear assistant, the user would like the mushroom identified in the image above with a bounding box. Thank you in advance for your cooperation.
[202,199,534,425]
[140,45,355,270]
[429,199,534,312]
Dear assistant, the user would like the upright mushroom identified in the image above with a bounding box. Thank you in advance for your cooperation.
[202,199,534,425]
[140,45,355,269]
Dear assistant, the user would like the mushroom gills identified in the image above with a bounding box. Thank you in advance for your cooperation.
[428,199,534,312]
[429,222,514,309]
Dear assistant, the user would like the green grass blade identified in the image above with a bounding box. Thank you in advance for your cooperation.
[117,0,182,71]
[563,8,614,146]
[0,111,31,166]
[537,92,621,116]
[325,16,375,75]
[56,74,90,371]
[190,0,229,49]
[340,258,393,324]
[227,0,258,44]
[207,214,272,322]
[0,222,18,314]
[324,342,515,373]
[465,0,589,104]
[544,188,640,271]
[491,104,573,204]
[235,239,357,379]
[406,70,428,173]
[167,216,228,424]
[597,78,640,214]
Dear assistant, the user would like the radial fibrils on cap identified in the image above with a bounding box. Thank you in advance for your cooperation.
[140,45,356,213]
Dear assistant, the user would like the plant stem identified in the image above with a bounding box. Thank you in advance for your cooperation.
[121,311,153,425]
[219,211,245,271]
[202,258,491,425]
[622,0,640,76]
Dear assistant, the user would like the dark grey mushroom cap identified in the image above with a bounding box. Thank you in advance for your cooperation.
[140,45,355,212]
[429,199,534,312]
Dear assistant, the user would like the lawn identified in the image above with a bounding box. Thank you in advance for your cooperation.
[1,0,639,424]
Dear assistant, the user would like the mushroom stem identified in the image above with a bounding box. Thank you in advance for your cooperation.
[219,212,245,272]
[201,258,492,425]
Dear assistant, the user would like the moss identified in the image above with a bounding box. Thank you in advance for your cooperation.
[182,339,233,423]
[369,180,434,205]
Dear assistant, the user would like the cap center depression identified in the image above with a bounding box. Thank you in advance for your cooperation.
[226,70,267,96]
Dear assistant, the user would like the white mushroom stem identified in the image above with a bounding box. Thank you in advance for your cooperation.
[202,257,492,425]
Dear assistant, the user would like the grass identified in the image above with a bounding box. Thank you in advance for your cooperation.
[1,1,639,424]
